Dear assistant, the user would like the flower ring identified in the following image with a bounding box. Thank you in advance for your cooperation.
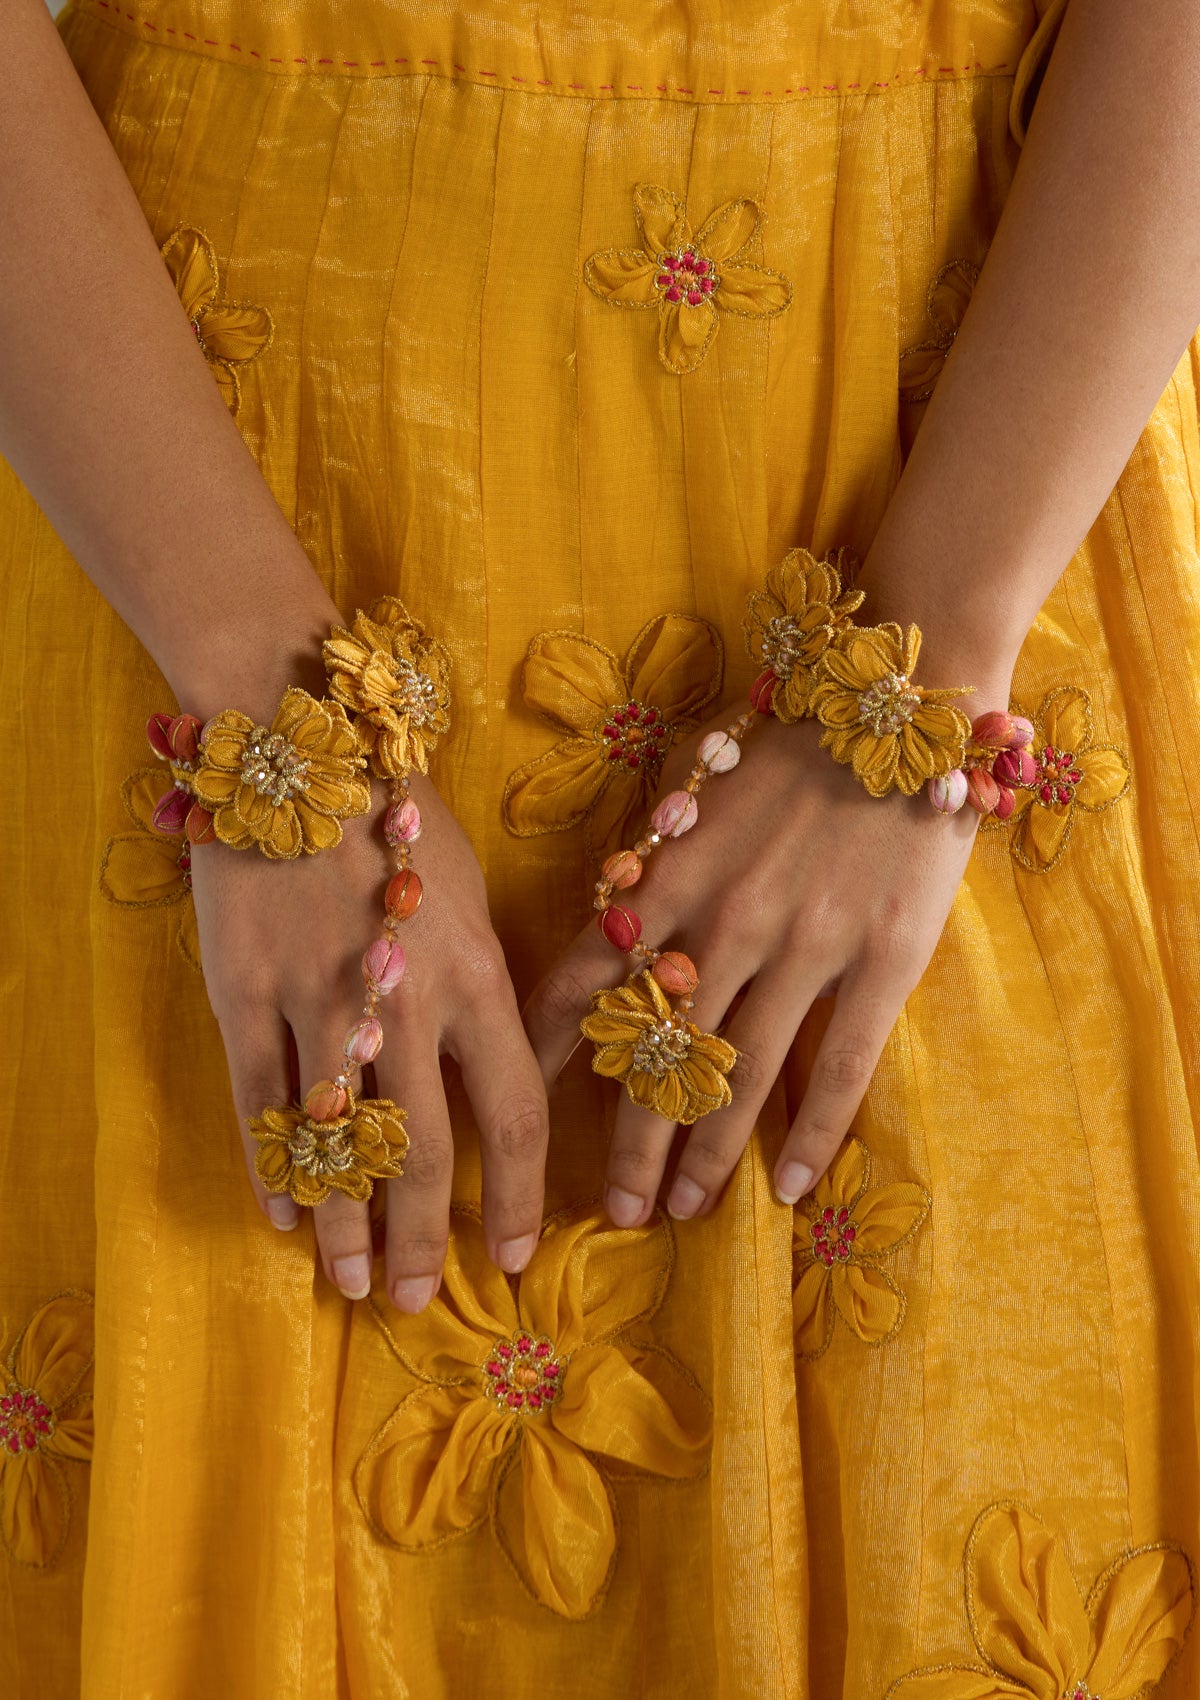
[580,969,737,1124]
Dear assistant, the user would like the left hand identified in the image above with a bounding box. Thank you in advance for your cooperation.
[521,693,1005,1227]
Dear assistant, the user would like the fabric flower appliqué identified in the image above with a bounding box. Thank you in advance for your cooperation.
[792,1138,929,1361]
[885,1500,1194,1698]
[998,685,1131,873]
[810,622,973,797]
[322,596,452,779]
[353,1204,710,1620]
[743,545,865,721]
[98,766,201,971]
[502,613,724,859]
[0,1291,94,1570]
[899,258,978,403]
[191,687,370,859]
[160,224,274,418]
[580,969,737,1125]
[583,184,793,375]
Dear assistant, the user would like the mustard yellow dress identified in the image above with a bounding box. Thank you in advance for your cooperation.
[3,0,1199,1694]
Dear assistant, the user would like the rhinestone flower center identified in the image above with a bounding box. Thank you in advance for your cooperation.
[653,247,720,307]
[240,729,312,804]
[810,1204,858,1267]
[288,1121,354,1179]
[856,672,921,736]
[0,1384,54,1455]
[1034,744,1084,808]
[762,613,816,680]
[383,653,441,725]
[600,700,672,774]
[482,1331,564,1415]
[630,1014,692,1078]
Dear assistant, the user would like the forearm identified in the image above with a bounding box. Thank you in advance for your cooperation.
[857,0,1200,700]
[0,0,339,721]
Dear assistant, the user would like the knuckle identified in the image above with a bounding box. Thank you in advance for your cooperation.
[678,1133,736,1181]
[606,1143,665,1188]
[727,1044,771,1097]
[400,1133,454,1190]
[458,938,509,997]
[386,1233,448,1276]
[816,1045,875,1095]
[535,968,595,1030]
[486,1095,548,1161]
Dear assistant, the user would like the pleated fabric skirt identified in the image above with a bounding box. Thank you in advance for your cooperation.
[2,0,1199,1694]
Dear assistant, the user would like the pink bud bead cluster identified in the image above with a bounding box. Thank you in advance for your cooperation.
[145,712,216,844]
[926,710,1037,820]
[593,695,767,1006]
[301,778,425,1126]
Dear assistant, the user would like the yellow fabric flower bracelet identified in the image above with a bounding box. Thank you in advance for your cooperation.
[143,597,452,1207]
[579,546,1032,1125]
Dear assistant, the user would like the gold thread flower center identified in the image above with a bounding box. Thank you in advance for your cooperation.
[1034,744,1084,808]
[809,1205,858,1267]
[240,729,312,804]
[288,1121,354,1179]
[653,246,721,307]
[381,653,441,724]
[761,613,813,680]
[482,1331,564,1415]
[631,1015,692,1077]
[0,1383,54,1456]
[855,672,921,736]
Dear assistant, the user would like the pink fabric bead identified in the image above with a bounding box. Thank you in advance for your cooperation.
[992,748,1037,788]
[697,731,740,774]
[384,798,422,845]
[928,770,968,815]
[343,1017,384,1064]
[651,790,699,838]
[362,937,407,995]
[151,786,191,835]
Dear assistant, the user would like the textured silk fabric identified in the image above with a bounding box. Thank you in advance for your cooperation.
[1,0,1199,1694]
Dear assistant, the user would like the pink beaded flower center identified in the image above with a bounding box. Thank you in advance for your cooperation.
[810,1204,858,1267]
[600,700,672,775]
[0,1384,54,1456]
[1033,744,1084,808]
[653,248,720,307]
[482,1331,564,1415]
[1065,1685,1099,1700]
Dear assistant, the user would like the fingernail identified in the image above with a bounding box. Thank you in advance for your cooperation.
[666,1175,706,1221]
[605,1186,645,1228]
[391,1275,437,1315]
[496,1234,537,1274]
[266,1197,299,1231]
[775,1162,813,1206]
[332,1252,372,1300]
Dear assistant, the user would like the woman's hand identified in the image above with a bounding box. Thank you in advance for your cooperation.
[190,770,550,1308]
[523,696,1005,1227]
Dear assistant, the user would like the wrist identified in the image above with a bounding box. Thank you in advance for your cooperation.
[158,593,342,726]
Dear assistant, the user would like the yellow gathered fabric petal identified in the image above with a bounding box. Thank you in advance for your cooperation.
[693,198,761,261]
[792,1261,835,1359]
[160,225,217,319]
[12,1294,94,1411]
[821,1138,870,1208]
[582,250,660,306]
[1039,687,1093,754]
[548,1342,709,1478]
[522,632,627,729]
[624,613,724,722]
[1073,746,1131,811]
[714,263,793,318]
[1085,1545,1195,1696]
[967,1505,1090,1698]
[0,1453,69,1569]
[660,298,718,373]
[121,766,169,833]
[520,1207,671,1352]
[500,1424,616,1620]
[887,1670,1028,1698]
[503,738,612,836]
[1024,801,1074,868]
[898,341,953,401]
[195,301,274,363]
[357,1384,512,1549]
[633,184,688,255]
[830,1263,904,1344]
[852,1181,931,1258]
[927,260,978,335]
[98,832,186,908]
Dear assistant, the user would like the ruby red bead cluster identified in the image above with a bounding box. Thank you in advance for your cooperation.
[600,699,671,774]
[0,1386,53,1455]
[481,1331,565,1415]
[809,1204,858,1268]
[652,247,720,307]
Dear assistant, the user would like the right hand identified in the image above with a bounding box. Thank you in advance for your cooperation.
[190,768,549,1311]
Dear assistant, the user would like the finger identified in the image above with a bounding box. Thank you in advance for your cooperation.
[379,1039,455,1315]
[663,961,818,1221]
[603,960,746,1229]
[221,1000,301,1233]
[773,963,909,1203]
[455,976,549,1276]
[312,1188,375,1300]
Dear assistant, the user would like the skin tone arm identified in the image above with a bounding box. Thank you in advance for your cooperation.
[0,0,552,1309]
[524,0,1200,1225]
